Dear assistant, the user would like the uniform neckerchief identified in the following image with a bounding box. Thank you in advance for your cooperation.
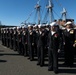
[67,28,71,32]
[51,31,56,35]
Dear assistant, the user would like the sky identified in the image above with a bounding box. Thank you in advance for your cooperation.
[0,0,76,26]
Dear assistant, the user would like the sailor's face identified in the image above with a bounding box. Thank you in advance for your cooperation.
[22,28,25,31]
[51,26,55,30]
[66,24,71,28]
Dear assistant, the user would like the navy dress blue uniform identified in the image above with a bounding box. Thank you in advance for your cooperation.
[2,29,5,45]
[63,28,76,66]
[48,31,60,73]
[28,30,35,61]
[22,29,28,56]
[1,29,4,45]
[4,29,7,46]
[13,29,18,51]
[9,29,14,49]
[6,29,10,47]
[17,30,23,55]
[37,28,48,66]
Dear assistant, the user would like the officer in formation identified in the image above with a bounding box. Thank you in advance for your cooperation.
[63,21,76,67]
[1,21,76,74]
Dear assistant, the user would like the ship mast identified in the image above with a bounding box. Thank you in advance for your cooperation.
[35,0,41,24]
[61,8,67,20]
[46,0,54,23]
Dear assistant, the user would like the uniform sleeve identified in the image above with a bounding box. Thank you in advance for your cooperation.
[74,29,76,43]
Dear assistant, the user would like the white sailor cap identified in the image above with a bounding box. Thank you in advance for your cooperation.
[50,22,57,26]
[28,24,31,27]
[13,27,16,30]
[42,24,46,27]
[22,26,24,28]
[38,24,42,28]
[6,27,9,29]
[64,21,72,26]
[24,25,28,28]
[46,23,49,26]
[17,26,20,29]
[33,24,37,28]
[9,27,12,30]
[35,24,38,27]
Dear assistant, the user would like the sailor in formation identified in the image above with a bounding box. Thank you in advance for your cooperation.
[1,21,76,74]
[63,21,76,67]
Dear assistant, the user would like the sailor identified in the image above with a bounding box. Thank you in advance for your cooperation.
[2,28,5,45]
[6,28,10,47]
[9,28,14,49]
[37,24,48,67]
[33,25,38,57]
[1,28,4,45]
[4,28,7,46]
[13,27,18,51]
[48,22,61,74]
[28,25,35,61]
[6,28,8,47]
[22,25,28,56]
[63,21,76,67]
[17,26,23,55]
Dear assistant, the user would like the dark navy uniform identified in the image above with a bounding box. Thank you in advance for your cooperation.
[13,28,18,51]
[63,28,76,66]
[17,29,23,55]
[28,30,35,61]
[4,29,6,46]
[37,27,48,66]
[6,28,10,47]
[22,28,28,56]
[9,29,14,49]
[1,28,4,45]
[48,31,60,73]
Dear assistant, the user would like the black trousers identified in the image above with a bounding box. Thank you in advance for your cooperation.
[37,46,45,66]
[6,39,10,47]
[4,38,6,46]
[24,44,28,56]
[13,40,17,51]
[2,38,4,45]
[10,39,13,49]
[17,42,23,54]
[64,44,74,66]
[29,45,34,60]
[48,48,58,72]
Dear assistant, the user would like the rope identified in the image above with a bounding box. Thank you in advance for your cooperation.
[42,9,49,23]
[53,9,61,19]
[40,0,48,23]
[33,10,37,24]
[24,9,35,23]
[55,0,63,8]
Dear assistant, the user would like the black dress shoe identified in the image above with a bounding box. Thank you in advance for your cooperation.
[30,59,33,61]
[28,57,30,59]
[37,63,40,65]
[54,71,58,74]
[40,64,43,67]
[48,68,53,71]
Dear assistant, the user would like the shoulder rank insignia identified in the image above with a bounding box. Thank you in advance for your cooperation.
[70,30,74,34]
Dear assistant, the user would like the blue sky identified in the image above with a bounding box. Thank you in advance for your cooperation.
[0,0,76,26]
